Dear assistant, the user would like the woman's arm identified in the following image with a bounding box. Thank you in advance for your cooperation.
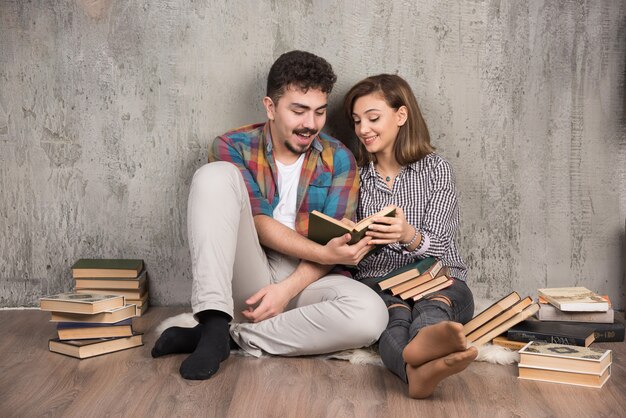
[366,158,460,259]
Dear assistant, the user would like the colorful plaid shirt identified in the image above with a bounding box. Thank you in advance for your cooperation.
[208,123,359,236]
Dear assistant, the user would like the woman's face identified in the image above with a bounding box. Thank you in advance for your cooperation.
[351,93,406,157]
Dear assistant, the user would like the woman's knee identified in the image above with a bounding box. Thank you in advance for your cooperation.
[423,280,474,324]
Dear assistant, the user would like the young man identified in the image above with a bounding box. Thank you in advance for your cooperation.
[152,51,388,380]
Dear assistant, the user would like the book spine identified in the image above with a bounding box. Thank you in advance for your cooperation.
[491,338,526,350]
[592,328,625,342]
[507,330,587,346]
[538,321,625,343]
[537,306,614,323]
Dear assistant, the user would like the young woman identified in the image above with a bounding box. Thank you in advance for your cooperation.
[344,74,477,398]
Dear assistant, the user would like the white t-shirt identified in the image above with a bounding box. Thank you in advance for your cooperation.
[273,154,305,230]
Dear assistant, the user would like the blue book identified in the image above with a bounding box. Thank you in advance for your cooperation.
[57,318,132,329]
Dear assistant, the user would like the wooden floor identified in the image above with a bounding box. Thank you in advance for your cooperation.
[1,307,625,417]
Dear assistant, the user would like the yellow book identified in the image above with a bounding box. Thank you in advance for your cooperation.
[49,333,143,359]
[40,292,125,314]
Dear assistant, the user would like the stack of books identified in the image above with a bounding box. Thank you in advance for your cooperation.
[463,291,539,347]
[506,287,624,346]
[375,257,454,302]
[73,259,150,316]
[40,292,142,359]
[518,340,612,388]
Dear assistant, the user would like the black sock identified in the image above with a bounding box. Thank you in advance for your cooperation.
[179,310,231,380]
[151,325,202,358]
[229,335,241,351]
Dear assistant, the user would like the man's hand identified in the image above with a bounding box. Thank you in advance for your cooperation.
[318,233,373,266]
[241,281,294,323]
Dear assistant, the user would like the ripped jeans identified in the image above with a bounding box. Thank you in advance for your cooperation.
[360,277,474,382]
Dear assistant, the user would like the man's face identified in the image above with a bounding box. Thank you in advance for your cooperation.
[264,86,328,156]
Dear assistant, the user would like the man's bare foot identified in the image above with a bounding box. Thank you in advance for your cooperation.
[406,347,478,399]
[402,321,467,366]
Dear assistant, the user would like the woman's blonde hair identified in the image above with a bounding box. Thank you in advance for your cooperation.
[343,74,434,167]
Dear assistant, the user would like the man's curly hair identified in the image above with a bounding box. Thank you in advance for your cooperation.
[266,50,337,103]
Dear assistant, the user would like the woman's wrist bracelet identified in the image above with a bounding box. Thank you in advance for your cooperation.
[399,227,419,248]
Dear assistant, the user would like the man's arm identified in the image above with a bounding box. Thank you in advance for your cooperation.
[241,259,333,323]
[255,143,363,265]
[242,144,367,323]
[245,219,372,323]
[254,215,371,266]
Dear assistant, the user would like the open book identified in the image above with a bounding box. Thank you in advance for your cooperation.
[307,205,396,245]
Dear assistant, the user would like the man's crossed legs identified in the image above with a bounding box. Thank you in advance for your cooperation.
[152,162,388,379]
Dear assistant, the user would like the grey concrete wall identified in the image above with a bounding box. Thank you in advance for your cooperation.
[1,0,625,308]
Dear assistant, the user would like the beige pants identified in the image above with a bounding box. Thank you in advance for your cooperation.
[188,162,388,357]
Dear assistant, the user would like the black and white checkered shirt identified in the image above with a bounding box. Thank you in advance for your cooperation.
[354,153,468,282]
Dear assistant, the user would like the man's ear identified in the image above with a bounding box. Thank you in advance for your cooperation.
[263,96,275,121]
[397,105,408,126]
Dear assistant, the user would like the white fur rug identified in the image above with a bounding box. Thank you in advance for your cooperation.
[154,297,519,366]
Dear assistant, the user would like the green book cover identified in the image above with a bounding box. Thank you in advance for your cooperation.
[307,207,396,246]
[308,215,353,245]
[374,257,437,284]
[72,259,144,271]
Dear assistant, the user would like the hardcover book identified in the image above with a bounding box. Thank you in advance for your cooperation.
[491,336,528,351]
[538,320,625,343]
[537,287,609,312]
[49,304,137,324]
[57,319,133,340]
[466,296,534,343]
[518,341,612,375]
[71,259,144,278]
[411,278,454,302]
[48,333,143,359]
[74,269,148,290]
[518,365,611,388]
[127,292,150,316]
[135,299,149,316]
[76,287,146,300]
[399,276,453,301]
[126,291,149,307]
[390,260,443,296]
[470,303,539,346]
[307,206,396,246]
[376,257,438,291]
[40,293,125,314]
[507,320,595,347]
[463,291,521,336]
[535,295,613,323]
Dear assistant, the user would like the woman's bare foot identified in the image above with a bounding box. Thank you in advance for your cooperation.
[406,347,478,399]
[402,321,467,366]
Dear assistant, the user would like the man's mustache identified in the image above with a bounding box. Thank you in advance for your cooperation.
[293,128,317,136]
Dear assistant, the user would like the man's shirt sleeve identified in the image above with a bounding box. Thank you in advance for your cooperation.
[322,145,359,221]
[209,135,274,217]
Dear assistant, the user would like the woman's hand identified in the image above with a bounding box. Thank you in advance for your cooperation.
[366,206,415,245]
